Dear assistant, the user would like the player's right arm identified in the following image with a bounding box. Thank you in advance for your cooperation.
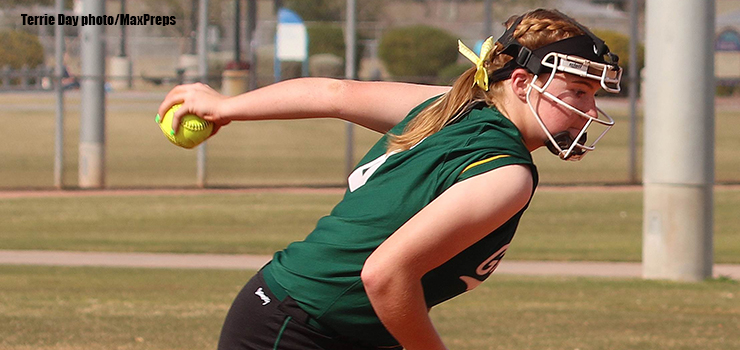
[361,164,534,350]
[158,78,450,135]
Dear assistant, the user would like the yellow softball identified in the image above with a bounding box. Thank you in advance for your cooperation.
[157,103,213,149]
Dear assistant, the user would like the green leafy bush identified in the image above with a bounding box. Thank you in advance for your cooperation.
[0,30,44,69]
[379,25,457,82]
[437,63,471,85]
[306,23,365,72]
[307,24,345,58]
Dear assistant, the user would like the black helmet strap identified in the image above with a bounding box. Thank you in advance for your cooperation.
[490,11,619,83]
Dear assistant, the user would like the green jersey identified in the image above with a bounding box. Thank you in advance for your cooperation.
[263,97,539,346]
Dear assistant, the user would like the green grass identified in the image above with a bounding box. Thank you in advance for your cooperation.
[0,192,341,254]
[1,265,737,350]
[510,188,740,263]
[437,273,740,350]
[1,92,382,188]
[0,266,248,350]
[2,189,740,264]
[2,92,740,188]
[509,189,644,261]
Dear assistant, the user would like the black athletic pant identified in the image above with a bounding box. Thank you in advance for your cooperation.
[217,270,401,350]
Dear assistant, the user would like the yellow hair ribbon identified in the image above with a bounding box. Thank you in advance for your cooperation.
[458,36,494,91]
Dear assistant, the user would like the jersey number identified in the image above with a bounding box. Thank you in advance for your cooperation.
[348,153,389,192]
[347,139,423,192]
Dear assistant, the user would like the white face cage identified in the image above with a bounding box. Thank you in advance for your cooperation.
[525,52,621,161]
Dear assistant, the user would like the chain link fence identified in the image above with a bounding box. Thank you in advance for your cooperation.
[1,0,739,189]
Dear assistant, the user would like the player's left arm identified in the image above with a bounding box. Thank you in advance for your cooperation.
[361,164,534,350]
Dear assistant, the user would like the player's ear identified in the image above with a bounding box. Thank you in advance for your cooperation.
[509,68,532,102]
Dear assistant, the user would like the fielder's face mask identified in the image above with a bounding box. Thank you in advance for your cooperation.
[490,13,622,161]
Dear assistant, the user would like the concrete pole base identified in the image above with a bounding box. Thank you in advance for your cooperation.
[109,56,132,90]
[643,184,713,281]
[79,142,105,188]
[221,70,248,96]
[178,54,200,84]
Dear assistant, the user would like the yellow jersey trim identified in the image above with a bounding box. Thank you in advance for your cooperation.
[461,155,511,174]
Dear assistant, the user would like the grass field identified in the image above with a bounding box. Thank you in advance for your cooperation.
[1,266,737,350]
[1,188,739,264]
[3,91,739,350]
[3,91,740,188]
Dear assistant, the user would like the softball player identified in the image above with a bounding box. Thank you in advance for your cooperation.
[159,8,622,350]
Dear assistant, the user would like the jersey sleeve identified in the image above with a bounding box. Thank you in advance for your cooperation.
[455,152,534,183]
[435,128,538,195]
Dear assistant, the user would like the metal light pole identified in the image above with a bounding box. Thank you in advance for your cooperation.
[190,0,198,55]
[197,0,209,187]
[642,0,715,282]
[344,0,357,179]
[234,0,241,63]
[628,0,639,184]
[54,0,65,189]
[119,0,126,57]
[79,0,106,188]
[246,0,257,91]
[483,0,493,37]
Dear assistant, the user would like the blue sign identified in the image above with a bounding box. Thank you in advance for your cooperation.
[278,7,303,24]
[275,8,309,82]
[716,29,740,52]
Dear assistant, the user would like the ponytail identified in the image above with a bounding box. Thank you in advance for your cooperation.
[386,66,484,152]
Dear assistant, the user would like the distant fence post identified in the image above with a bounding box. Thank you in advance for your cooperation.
[1,66,10,88]
[20,65,29,90]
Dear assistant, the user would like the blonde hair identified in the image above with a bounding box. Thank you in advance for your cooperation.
[386,9,587,153]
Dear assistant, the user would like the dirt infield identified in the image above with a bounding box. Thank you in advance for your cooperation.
[2,185,737,280]
[0,184,647,200]
[1,249,738,280]
[4,183,740,199]
[0,186,347,199]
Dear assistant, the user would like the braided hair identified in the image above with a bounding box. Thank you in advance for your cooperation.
[387,9,587,153]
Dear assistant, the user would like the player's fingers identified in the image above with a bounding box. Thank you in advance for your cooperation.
[170,103,192,134]
[161,83,220,133]
[157,85,189,122]
[157,82,210,123]
[166,87,204,133]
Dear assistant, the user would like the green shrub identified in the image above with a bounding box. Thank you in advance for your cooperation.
[307,24,345,58]
[593,29,644,71]
[284,0,344,21]
[379,25,458,82]
[0,30,44,69]
[437,63,471,85]
[306,23,364,72]
[716,84,737,97]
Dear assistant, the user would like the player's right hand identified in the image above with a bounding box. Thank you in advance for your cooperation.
[158,83,232,137]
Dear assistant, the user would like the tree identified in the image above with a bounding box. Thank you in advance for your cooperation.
[0,30,45,69]
[379,25,457,82]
